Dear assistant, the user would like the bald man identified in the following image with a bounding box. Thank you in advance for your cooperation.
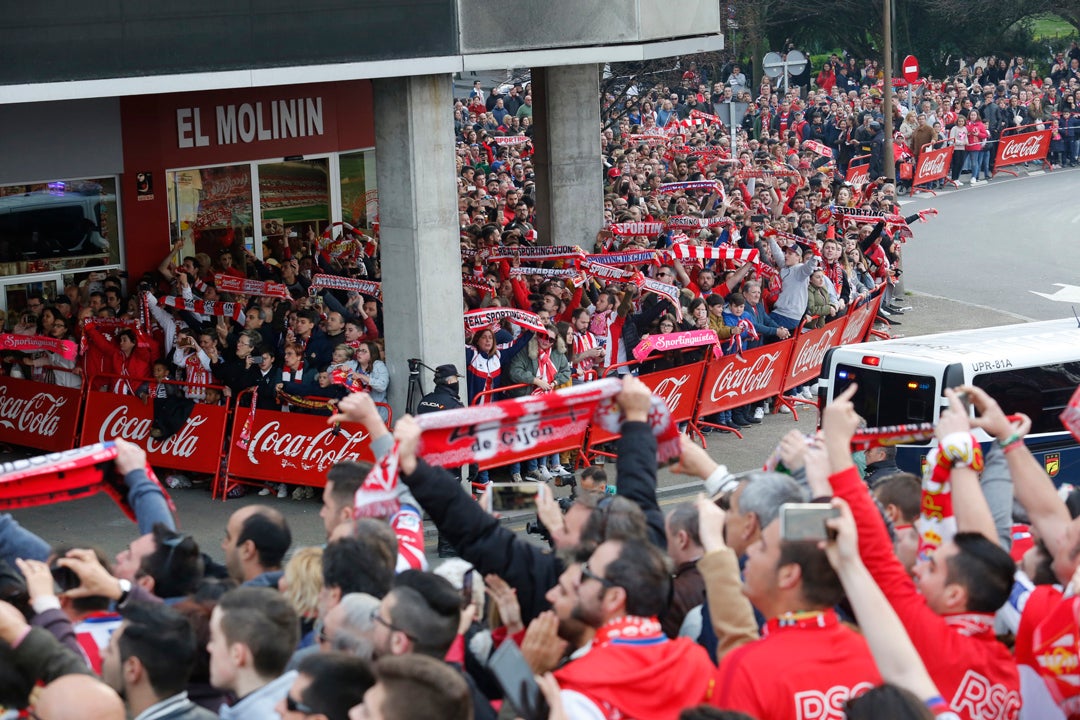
[220,505,292,586]
[34,675,124,720]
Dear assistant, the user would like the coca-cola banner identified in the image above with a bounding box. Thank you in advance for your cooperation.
[79,389,229,476]
[697,343,794,418]
[846,155,871,186]
[785,317,847,390]
[226,406,374,485]
[587,362,707,448]
[839,291,885,346]
[995,129,1052,170]
[0,377,82,453]
[912,146,953,187]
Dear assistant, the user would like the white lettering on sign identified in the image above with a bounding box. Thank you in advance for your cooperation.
[0,387,66,437]
[949,669,1021,720]
[1000,135,1045,162]
[98,405,206,458]
[247,421,369,473]
[176,97,325,149]
[792,328,838,377]
[917,151,948,180]
[710,351,781,402]
[652,374,691,413]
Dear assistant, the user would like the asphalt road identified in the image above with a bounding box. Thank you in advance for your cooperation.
[7,174,1056,561]
[901,165,1080,320]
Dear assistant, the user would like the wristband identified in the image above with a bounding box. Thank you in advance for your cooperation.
[996,432,1022,449]
[1003,439,1025,454]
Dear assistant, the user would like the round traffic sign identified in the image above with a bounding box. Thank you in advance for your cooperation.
[902,55,920,84]
[762,52,784,78]
[785,50,808,75]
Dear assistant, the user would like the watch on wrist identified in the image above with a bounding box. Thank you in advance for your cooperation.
[117,578,132,605]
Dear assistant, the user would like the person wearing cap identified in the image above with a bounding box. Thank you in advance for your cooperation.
[769,241,819,332]
[416,364,464,415]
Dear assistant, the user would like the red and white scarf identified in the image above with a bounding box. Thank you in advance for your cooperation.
[308,274,383,301]
[572,331,599,377]
[464,308,547,335]
[156,295,245,323]
[608,222,665,236]
[916,432,983,561]
[666,245,759,265]
[533,347,558,395]
[214,274,289,299]
[413,378,681,469]
[483,245,584,262]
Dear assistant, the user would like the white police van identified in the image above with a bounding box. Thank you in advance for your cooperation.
[819,318,1080,484]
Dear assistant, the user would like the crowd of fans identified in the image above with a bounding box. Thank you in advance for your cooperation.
[0,369,1073,720]
[2,44,1080,718]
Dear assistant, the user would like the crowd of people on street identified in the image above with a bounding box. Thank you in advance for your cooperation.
[3,43,1080,719]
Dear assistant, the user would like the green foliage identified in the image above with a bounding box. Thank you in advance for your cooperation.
[1028,13,1078,40]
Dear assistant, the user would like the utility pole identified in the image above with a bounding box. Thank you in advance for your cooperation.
[882,0,895,181]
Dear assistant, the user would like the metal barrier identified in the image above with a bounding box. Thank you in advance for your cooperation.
[221,388,378,498]
[79,374,231,487]
[0,375,83,453]
[470,383,530,406]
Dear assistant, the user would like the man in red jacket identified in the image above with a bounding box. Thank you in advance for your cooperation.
[554,539,715,720]
[824,385,1021,720]
[707,501,882,719]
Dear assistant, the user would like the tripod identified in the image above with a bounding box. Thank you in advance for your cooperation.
[405,358,440,415]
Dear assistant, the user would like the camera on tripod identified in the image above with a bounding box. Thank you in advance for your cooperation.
[525,481,576,548]
[408,358,422,374]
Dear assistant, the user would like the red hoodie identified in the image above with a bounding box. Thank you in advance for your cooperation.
[830,466,1021,720]
[555,616,715,720]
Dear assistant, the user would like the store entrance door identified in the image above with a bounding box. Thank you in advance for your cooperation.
[1,273,63,318]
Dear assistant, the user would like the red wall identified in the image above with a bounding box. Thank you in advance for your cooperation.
[119,80,375,280]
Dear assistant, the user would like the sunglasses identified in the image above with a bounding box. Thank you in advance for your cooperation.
[286,695,318,714]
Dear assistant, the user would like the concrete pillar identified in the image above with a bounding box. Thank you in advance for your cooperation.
[373,74,465,416]
[531,64,604,249]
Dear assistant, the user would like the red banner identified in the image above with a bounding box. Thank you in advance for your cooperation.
[0,377,82,453]
[846,155,871,186]
[995,128,1052,170]
[839,291,885,346]
[785,317,846,390]
[79,381,229,476]
[697,343,793,418]
[912,145,952,187]
[225,398,375,485]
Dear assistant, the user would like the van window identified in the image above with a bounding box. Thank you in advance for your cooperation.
[834,363,936,427]
[973,362,1080,435]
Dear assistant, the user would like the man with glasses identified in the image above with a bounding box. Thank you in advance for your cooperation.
[553,539,715,717]
[24,293,45,318]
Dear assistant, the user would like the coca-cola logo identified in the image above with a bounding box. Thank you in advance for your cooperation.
[99,405,207,458]
[0,387,67,437]
[710,351,781,402]
[841,304,874,345]
[1001,134,1047,161]
[848,166,869,185]
[792,328,838,377]
[916,152,947,179]
[247,421,370,473]
[652,374,692,412]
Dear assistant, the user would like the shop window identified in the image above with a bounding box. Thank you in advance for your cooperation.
[0,178,121,275]
[259,159,330,260]
[340,150,378,233]
[167,165,253,270]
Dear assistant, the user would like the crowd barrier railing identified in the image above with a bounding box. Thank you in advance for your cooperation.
[2,289,887,484]
[0,375,83,453]
[993,122,1054,177]
[221,388,378,498]
[79,374,232,489]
